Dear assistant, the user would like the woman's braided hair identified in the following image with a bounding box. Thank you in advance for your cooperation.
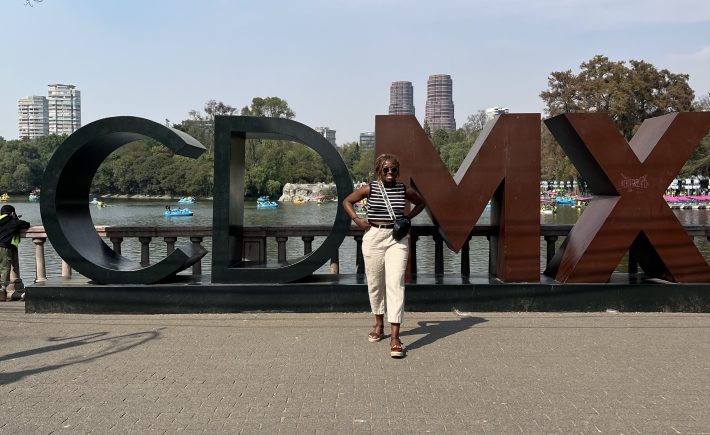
[374,154,400,181]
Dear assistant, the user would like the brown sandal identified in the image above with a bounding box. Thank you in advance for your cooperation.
[390,338,405,358]
[368,325,384,342]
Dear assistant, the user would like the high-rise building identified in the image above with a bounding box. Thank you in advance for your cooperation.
[424,74,455,133]
[17,95,49,139]
[314,127,336,147]
[388,81,415,115]
[48,84,81,135]
[359,132,375,150]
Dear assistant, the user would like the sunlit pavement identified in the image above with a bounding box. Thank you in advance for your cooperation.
[1,302,709,433]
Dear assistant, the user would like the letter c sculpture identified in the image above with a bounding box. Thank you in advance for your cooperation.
[40,116,208,284]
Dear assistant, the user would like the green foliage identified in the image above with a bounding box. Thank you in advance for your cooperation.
[338,141,375,182]
[237,96,329,197]
[90,141,214,196]
[540,55,695,140]
[33,134,66,165]
[431,126,483,175]
[0,136,46,193]
[540,54,703,179]
[463,110,488,134]
[241,97,295,119]
[339,141,360,171]
[439,141,472,175]
[243,140,332,196]
[679,132,710,177]
[352,148,375,182]
[172,99,237,152]
[541,124,578,181]
[432,129,450,150]
[173,119,213,152]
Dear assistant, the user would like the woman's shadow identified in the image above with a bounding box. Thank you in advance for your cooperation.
[400,316,487,351]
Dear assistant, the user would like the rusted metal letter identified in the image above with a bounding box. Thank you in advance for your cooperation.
[376,114,540,282]
[544,113,710,283]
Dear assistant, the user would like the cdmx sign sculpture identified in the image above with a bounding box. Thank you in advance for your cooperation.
[41,112,710,286]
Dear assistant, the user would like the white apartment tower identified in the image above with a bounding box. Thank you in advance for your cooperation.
[48,84,81,135]
[17,95,49,139]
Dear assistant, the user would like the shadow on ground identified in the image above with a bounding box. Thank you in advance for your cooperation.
[0,329,162,385]
[401,316,487,351]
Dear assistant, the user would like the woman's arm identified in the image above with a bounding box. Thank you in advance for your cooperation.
[343,185,371,230]
[405,187,425,220]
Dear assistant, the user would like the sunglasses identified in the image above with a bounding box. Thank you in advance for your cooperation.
[382,167,399,175]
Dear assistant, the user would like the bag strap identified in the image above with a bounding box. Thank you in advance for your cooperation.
[377,180,397,222]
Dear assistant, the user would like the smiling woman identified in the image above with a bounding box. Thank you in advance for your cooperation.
[343,153,425,358]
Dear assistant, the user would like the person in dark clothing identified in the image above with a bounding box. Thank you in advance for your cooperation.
[0,205,30,301]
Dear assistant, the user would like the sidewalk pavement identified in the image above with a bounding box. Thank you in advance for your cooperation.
[1,302,709,434]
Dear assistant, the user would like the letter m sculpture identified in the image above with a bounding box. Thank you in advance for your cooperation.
[376,114,541,282]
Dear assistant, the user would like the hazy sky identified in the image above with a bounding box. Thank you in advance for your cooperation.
[2,0,709,144]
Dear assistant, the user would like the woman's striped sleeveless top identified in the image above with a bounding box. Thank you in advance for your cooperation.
[367,181,406,221]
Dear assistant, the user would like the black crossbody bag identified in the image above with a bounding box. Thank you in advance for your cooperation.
[377,180,411,241]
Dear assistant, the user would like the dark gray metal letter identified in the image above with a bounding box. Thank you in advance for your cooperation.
[212,116,352,283]
[41,116,207,284]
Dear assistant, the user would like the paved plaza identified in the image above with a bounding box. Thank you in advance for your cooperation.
[0,302,709,433]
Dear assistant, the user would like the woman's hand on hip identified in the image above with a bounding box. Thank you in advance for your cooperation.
[354,217,371,230]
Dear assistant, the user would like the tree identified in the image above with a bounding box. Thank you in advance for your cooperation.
[351,148,375,182]
[338,141,361,180]
[173,100,238,152]
[33,134,66,164]
[540,55,695,140]
[240,96,296,164]
[241,97,295,119]
[423,121,431,138]
[432,129,449,150]
[204,99,237,119]
[462,110,488,135]
[0,139,44,192]
[541,125,577,182]
[694,91,710,111]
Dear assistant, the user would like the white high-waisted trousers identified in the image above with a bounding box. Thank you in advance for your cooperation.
[361,227,408,324]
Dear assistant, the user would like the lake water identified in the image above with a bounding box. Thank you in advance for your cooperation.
[9,198,710,281]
